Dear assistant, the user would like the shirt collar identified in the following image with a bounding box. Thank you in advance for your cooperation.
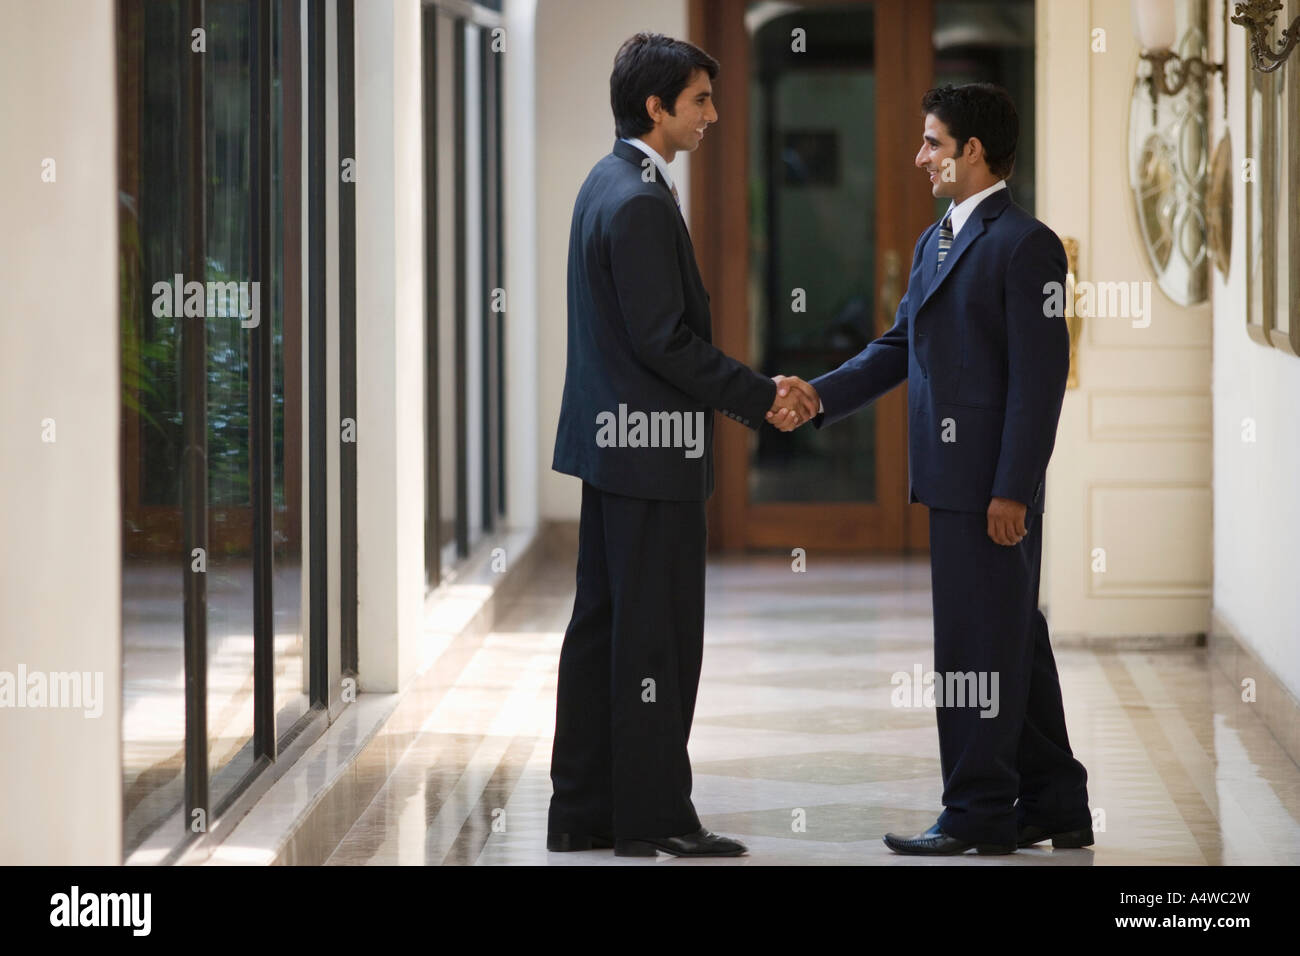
[620,137,675,192]
[946,178,1007,238]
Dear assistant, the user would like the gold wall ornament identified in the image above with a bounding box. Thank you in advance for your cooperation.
[1238,1,1299,356]
[1136,135,1177,271]
[1244,65,1274,344]
[1062,237,1085,390]
[1127,2,1211,306]
[1231,0,1300,72]
[1140,48,1224,111]
[1133,0,1226,121]
[1266,12,1299,356]
[1206,133,1233,279]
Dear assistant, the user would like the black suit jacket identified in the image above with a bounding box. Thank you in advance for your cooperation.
[812,187,1069,514]
[552,139,777,501]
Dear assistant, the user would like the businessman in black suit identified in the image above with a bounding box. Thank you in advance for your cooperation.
[548,32,818,857]
[775,84,1092,854]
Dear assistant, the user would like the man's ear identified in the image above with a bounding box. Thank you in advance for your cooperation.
[644,94,663,126]
[964,136,985,166]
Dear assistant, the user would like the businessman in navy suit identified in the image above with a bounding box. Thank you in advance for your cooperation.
[772,84,1092,854]
[548,33,818,858]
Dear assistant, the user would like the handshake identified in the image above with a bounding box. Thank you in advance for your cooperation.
[766,375,821,432]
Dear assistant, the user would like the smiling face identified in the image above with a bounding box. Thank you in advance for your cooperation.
[914,111,1004,205]
[915,113,968,201]
[643,68,717,162]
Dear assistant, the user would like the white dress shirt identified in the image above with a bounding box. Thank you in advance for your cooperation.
[946,177,1006,238]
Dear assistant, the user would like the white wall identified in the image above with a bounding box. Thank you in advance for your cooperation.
[0,0,121,864]
[534,0,690,521]
[1210,11,1300,696]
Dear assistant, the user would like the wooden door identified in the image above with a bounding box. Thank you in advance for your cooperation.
[690,0,936,552]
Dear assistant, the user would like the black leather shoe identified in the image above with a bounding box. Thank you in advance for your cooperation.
[1017,823,1094,848]
[614,827,748,858]
[883,822,1016,855]
[546,832,614,852]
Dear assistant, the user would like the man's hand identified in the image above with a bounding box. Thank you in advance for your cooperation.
[987,496,1027,546]
[766,375,820,432]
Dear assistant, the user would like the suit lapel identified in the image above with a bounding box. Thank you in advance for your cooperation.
[612,138,696,249]
[921,216,987,307]
[611,140,704,295]
[916,187,1011,313]
[922,222,941,287]
[612,138,679,206]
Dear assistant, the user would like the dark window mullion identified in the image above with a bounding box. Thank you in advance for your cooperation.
[423,7,441,588]
[338,0,358,676]
[494,47,505,518]
[182,0,210,825]
[249,0,275,763]
[306,0,329,705]
[453,19,468,558]
[480,27,498,533]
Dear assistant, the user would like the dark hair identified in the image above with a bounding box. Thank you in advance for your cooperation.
[920,83,1018,179]
[610,33,719,139]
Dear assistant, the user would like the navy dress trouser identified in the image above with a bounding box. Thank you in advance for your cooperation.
[928,507,1091,845]
[548,481,706,839]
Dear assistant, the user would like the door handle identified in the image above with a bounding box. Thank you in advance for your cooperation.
[878,248,902,336]
[1062,237,1083,389]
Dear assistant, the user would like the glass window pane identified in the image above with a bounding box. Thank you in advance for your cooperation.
[748,2,877,503]
[120,0,187,857]
[205,0,256,807]
[270,0,307,739]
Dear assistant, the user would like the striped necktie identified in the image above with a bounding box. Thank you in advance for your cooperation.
[670,181,681,210]
[936,210,954,270]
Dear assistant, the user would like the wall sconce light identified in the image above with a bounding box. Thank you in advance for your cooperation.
[1230,0,1300,72]
[1132,0,1225,116]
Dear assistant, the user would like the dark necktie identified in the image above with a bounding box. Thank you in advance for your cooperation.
[936,210,954,270]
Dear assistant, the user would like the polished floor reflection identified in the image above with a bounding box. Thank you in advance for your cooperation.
[123,560,307,858]
[323,553,1300,865]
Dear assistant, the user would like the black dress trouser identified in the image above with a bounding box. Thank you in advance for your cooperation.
[928,507,1092,845]
[548,481,707,839]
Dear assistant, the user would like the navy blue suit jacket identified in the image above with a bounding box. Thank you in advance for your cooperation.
[812,187,1069,514]
[553,140,777,501]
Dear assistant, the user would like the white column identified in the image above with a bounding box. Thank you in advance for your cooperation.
[504,0,540,533]
[354,0,426,691]
[0,0,122,864]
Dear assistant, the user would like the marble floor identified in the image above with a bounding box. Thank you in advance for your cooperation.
[322,553,1300,866]
[122,559,309,860]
